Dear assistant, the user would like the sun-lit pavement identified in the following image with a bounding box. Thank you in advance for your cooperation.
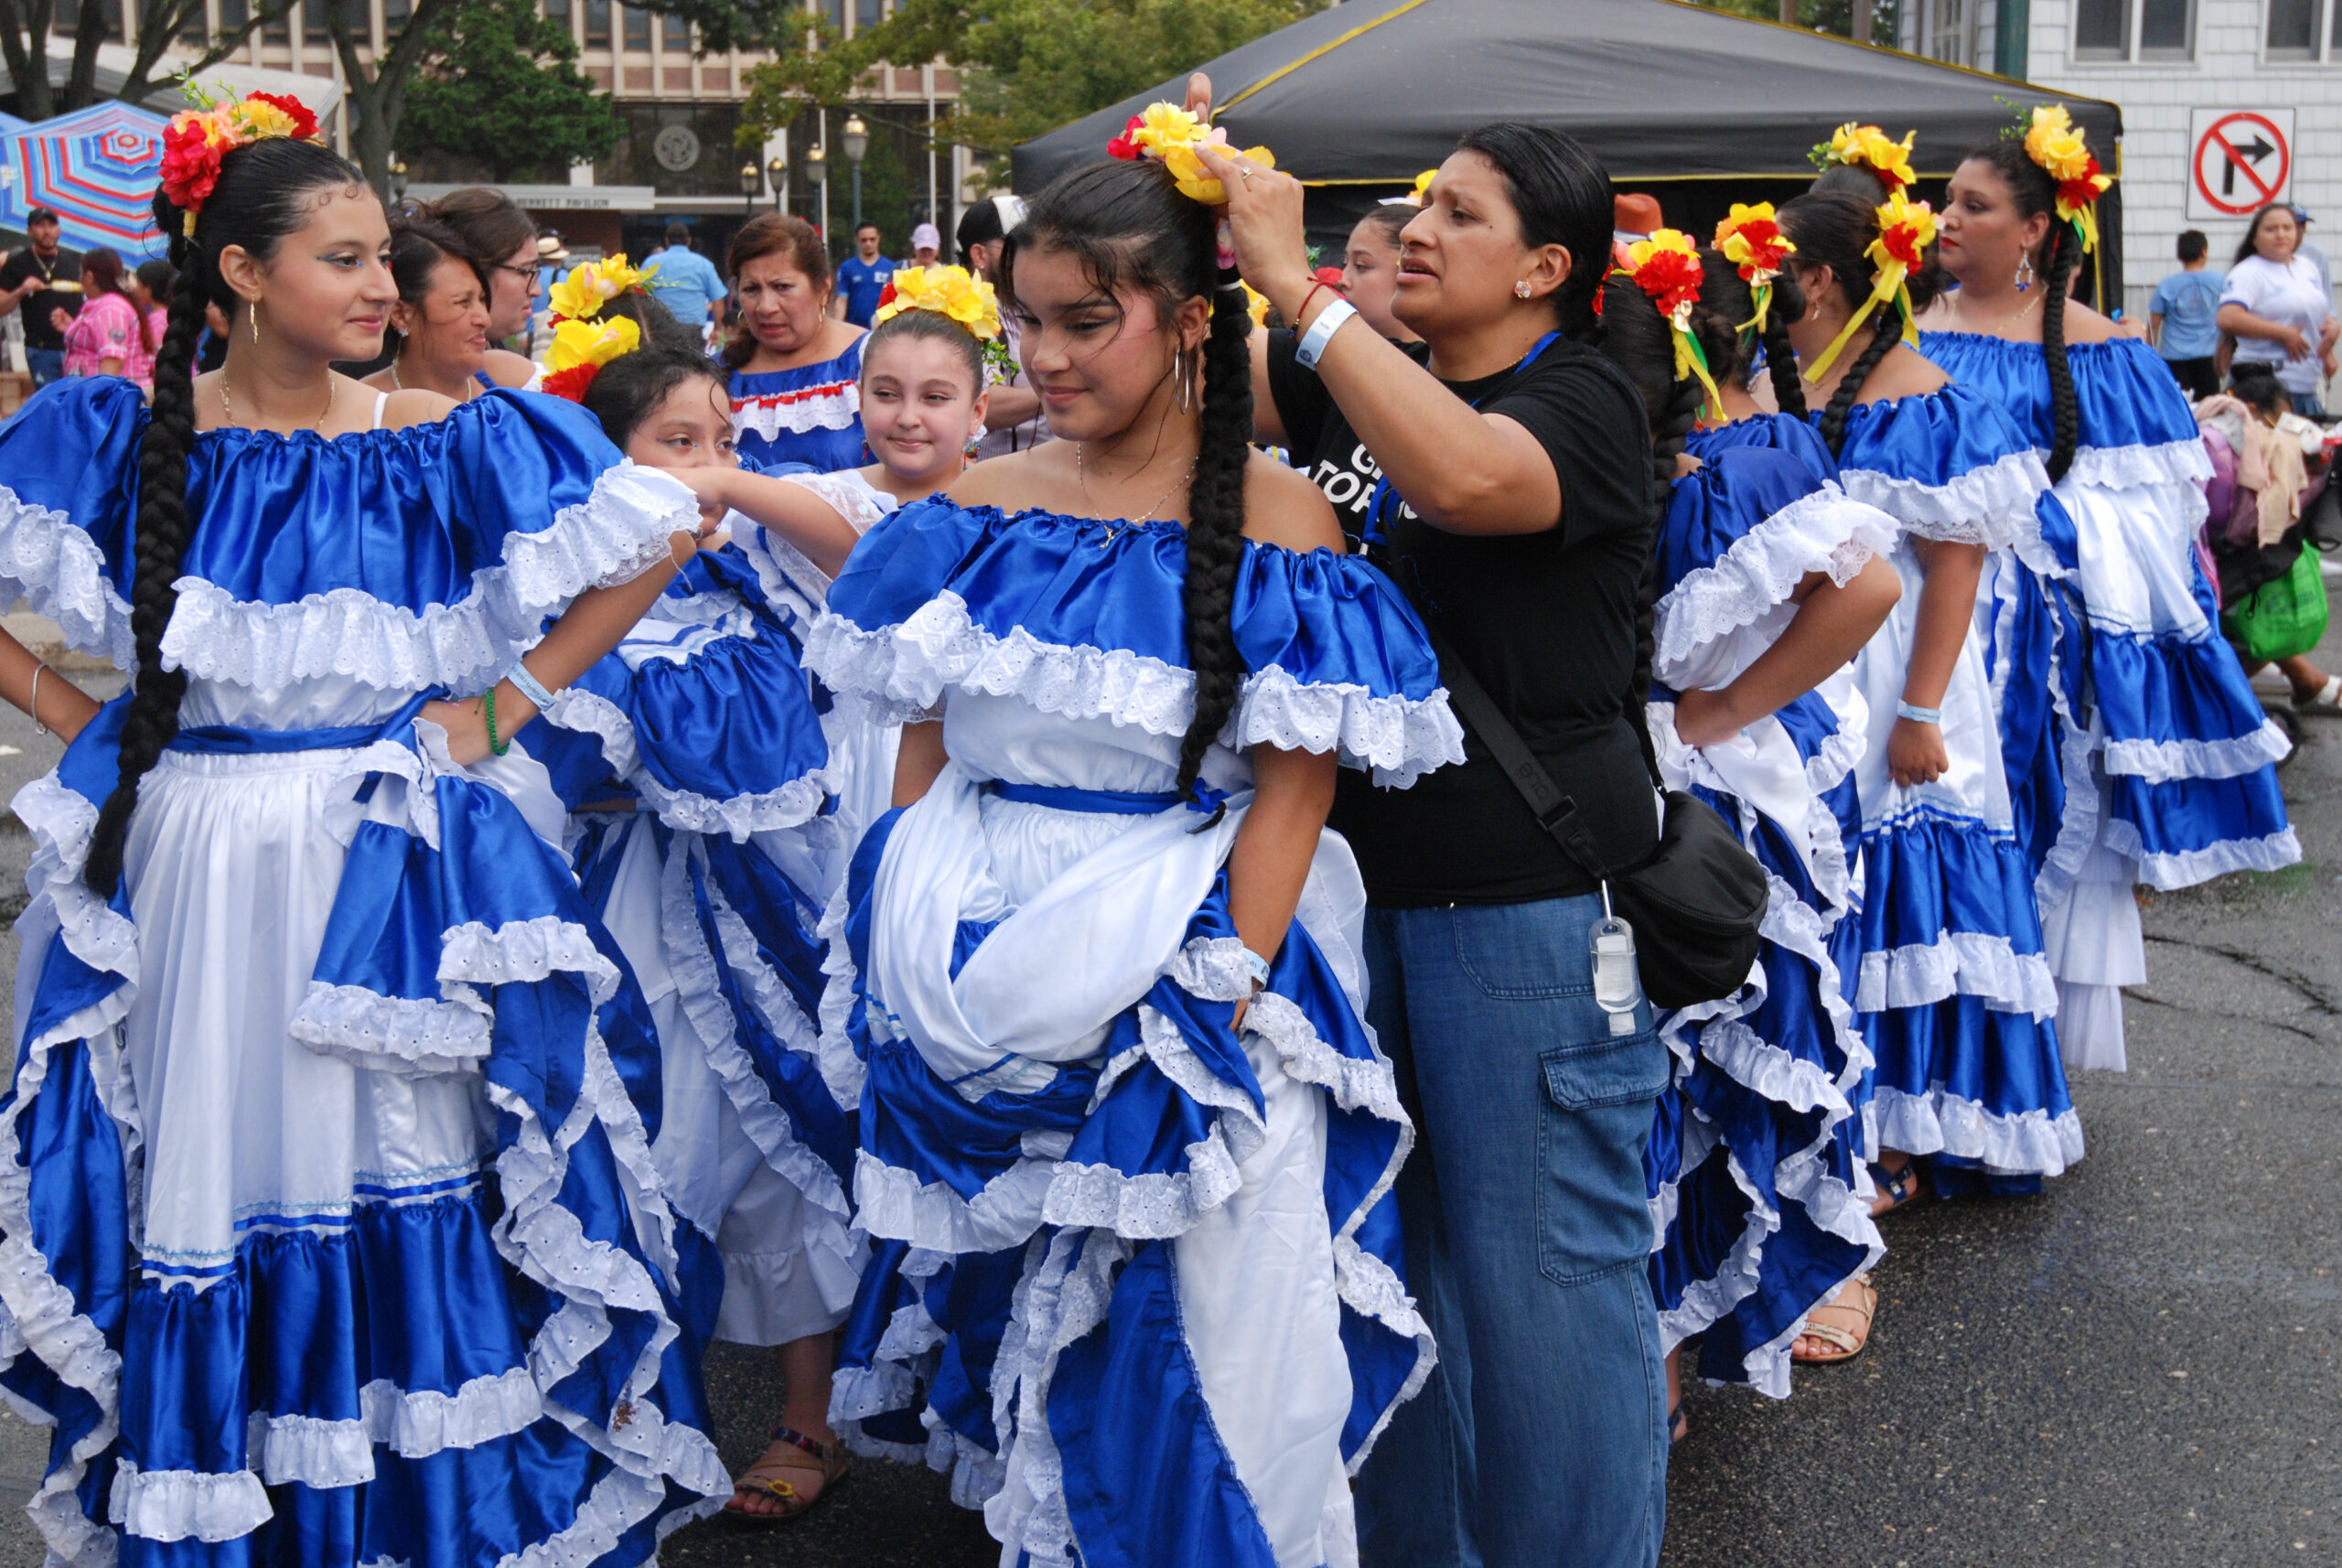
[0,622,2333,1567]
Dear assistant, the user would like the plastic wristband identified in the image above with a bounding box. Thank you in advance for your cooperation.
[1295,298,1358,371]
[1896,701,1942,725]
[1241,948,1273,992]
[506,660,558,714]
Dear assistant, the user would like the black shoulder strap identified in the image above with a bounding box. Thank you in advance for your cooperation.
[1421,617,1614,881]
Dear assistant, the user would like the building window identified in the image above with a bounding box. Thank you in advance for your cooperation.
[2262,0,2342,56]
[263,0,289,41]
[1930,0,1971,62]
[2075,0,2192,59]
[220,0,246,30]
[662,7,688,48]
[304,0,331,45]
[179,0,209,42]
[856,0,881,28]
[544,0,571,24]
[584,0,609,45]
[384,0,410,33]
[623,3,649,49]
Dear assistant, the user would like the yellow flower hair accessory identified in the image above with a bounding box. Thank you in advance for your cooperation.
[160,81,323,236]
[1613,228,1724,415]
[548,253,659,326]
[1803,193,1937,383]
[1406,168,1436,207]
[1714,202,1796,334]
[871,264,1017,380]
[1241,281,1271,329]
[541,315,641,402]
[2020,103,2113,255]
[1809,123,1917,199]
[1105,102,1275,206]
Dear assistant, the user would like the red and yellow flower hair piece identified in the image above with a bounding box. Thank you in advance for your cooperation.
[1614,228,1724,414]
[1105,102,1274,206]
[874,263,1017,378]
[548,253,658,326]
[2020,104,2113,256]
[160,82,322,237]
[540,255,660,401]
[1714,203,1796,335]
[1803,193,1937,383]
[1809,123,1917,198]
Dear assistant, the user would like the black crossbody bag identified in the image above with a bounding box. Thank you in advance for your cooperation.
[1422,618,1767,1010]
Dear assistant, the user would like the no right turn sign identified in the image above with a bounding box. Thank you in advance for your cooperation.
[2190,108,2294,220]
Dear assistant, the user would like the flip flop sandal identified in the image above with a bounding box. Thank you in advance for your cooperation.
[720,1424,851,1529]
[1668,1401,1688,1444]
[1790,1273,1878,1367]
[2294,674,2342,715]
[1869,1158,1927,1216]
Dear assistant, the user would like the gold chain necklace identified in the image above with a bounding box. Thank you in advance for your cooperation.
[220,373,335,431]
[1076,442,1196,544]
[1956,287,2042,335]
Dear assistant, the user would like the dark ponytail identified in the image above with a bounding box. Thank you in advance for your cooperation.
[1453,122,1615,347]
[1778,189,1912,457]
[85,137,367,897]
[1960,139,2080,480]
[1005,157,1252,804]
[1759,266,1810,419]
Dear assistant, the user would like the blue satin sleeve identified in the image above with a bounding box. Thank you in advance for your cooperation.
[1657,445,1840,596]
[1916,332,2201,453]
[0,378,145,660]
[1828,382,2038,487]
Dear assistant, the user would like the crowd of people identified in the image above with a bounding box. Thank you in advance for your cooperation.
[0,69,2302,1568]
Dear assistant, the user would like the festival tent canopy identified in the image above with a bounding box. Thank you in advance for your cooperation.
[1013,0,2125,285]
[0,101,171,256]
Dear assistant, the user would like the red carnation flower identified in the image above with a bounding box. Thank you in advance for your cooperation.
[2057,156,2104,216]
[159,120,225,217]
[244,91,320,140]
[1879,226,1926,272]
[541,363,601,403]
[1634,248,1704,319]
[1105,114,1144,161]
[877,281,898,308]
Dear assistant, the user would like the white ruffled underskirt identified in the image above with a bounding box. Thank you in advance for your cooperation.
[1870,1084,2086,1177]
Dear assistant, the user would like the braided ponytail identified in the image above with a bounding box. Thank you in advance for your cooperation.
[1760,268,1810,419]
[83,136,370,897]
[1778,189,1906,457]
[2040,221,2079,480]
[1816,295,1902,458]
[1175,282,1255,802]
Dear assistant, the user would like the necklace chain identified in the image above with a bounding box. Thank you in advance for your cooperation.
[1957,287,2042,334]
[220,372,335,432]
[1076,442,1196,538]
[388,348,477,401]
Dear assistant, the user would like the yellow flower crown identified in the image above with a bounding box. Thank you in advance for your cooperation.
[874,264,1001,339]
[1804,193,1937,382]
[2019,104,2113,254]
[549,253,659,325]
[1713,202,1796,334]
[1810,123,1917,197]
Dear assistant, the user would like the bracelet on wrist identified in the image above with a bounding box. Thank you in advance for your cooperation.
[484,687,510,757]
[1295,299,1358,371]
[1295,279,1334,331]
[1896,701,1942,726]
[1240,947,1273,993]
[505,659,558,714]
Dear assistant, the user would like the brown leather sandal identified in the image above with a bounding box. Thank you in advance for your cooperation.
[1790,1273,1878,1366]
[720,1424,850,1528]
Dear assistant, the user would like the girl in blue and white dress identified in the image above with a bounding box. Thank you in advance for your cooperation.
[0,132,736,1563]
[1919,126,2299,1073]
[523,285,996,1525]
[1778,188,2082,1207]
[805,155,1459,1565]
[1628,246,1900,1402]
[725,214,869,472]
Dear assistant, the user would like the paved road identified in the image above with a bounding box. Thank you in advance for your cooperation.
[0,628,2333,1566]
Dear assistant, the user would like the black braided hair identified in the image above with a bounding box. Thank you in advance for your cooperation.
[1004,158,1252,805]
[1959,139,2080,480]
[1757,264,1810,418]
[84,137,367,898]
[1778,190,1907,457]
[1453,123,1615,347]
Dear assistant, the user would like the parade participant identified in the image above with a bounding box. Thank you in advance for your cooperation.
[55,247,147,385]
[1780,186,2079,1218]
[1632,230,1898,1409]
[804,122,1458,1566]
[0,102,740,1563]
[359,211,493,402]
[1343,205,1422,344]
[727,212,868,471]
[1919,109,2298,1072]
[640,221,727,343]
[1211,91,1673,1565]
[129,259,176,388]
[417,186,545,389]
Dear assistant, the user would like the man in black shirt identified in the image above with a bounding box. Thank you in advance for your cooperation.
[1,209,83,387]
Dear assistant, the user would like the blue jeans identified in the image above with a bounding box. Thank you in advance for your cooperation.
[1356,895,1670,1568]
[26,348,63,388]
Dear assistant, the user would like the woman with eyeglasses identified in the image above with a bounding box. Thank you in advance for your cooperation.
[417,186,546,392]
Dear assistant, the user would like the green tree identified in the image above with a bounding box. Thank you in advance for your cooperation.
[1691,0,1900,46]
[738,0,1316,163]
[0,0,297,120]
[401,0,623,183]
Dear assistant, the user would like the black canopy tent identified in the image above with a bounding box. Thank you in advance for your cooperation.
[1012,0,2127,302]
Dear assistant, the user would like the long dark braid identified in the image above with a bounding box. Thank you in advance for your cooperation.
[1961,139,2081,480]
[1759,267,1810,418]
[84,137,370,897]
[1005,157,1252,806]
[1779,189,1907,458]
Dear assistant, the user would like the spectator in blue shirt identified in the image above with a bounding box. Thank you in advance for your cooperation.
[832,222,897,328]
[2150,230,2226,401]
[641,223,727,343]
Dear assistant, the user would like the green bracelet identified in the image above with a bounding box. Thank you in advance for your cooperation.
[484,686,510,757]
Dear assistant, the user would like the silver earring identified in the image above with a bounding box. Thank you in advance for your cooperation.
[1514,280,1531,299]
[1175,347,1194,414]
[2015,253,2036,292]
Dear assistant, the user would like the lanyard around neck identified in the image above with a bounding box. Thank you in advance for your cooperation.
[1361,330,1563,549]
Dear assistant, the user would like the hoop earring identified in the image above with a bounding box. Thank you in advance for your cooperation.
[1175,347,1195,414]
[1514,280,1531,299]
[2015,253,2036,292]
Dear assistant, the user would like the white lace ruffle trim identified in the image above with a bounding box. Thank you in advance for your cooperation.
[159,464,696,696]
[802,594,1465,785]
[2062,435,2213,496]
[2107,822,2304,892]
[1837,448,2052,558]
[733,381,861,439]
[1870,1083,2085,1176]
[245,1367,544,1491]
[1654,485,1897,673]
[286,982,491,1078]
[0,486,135,669]
[1854,929,2060,1020]
[2100,718,2292,786]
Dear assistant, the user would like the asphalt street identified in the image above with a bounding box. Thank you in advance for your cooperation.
[0,615,2332,1567]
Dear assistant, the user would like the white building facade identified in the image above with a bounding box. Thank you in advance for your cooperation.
[1899,0,2342,317]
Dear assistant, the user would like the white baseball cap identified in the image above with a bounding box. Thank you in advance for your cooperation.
[910,222,941,252]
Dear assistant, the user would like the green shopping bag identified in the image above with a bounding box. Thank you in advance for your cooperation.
[2225,543,2332,665]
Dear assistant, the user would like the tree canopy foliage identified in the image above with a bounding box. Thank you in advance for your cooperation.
[402,0,623,183]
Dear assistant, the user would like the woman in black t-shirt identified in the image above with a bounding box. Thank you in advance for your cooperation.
[1200,103,1671,1568]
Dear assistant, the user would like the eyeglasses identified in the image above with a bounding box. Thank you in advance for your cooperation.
[493,263,541,293]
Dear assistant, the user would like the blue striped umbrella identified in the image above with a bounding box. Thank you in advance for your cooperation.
[1,102,170,256]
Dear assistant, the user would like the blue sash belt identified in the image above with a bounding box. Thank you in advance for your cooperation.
[982,779,1183,815]
[167,694,435,755]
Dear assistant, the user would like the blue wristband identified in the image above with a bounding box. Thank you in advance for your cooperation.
[1241,948,1273,992]
[506,659,559,713]
[1295,299,1357,371]
[1896,701,1942,725]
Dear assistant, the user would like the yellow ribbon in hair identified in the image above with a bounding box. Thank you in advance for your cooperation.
[1617,230,1724,416]
[1714,203,1796,336]
[1804,194,1937,383]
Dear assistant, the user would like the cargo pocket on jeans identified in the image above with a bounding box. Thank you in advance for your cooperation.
[1537,1024,1671,1286]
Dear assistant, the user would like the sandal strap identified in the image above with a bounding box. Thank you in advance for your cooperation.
[769,1425,830,1458]
[1795,1320,1864,1356]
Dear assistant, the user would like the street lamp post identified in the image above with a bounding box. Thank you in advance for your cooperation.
[739,162,758,215]
[388,157,408,203]
[843,113,868,232]
[806,141,829,242]
[768,155,789,215]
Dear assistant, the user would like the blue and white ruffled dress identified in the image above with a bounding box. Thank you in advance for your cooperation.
[0,381,728,1564]
[1827,386,2083,1179]
[800,500,1463,1567]
[1646,413,1894,1395]
[1919,333,2298,1070]
[729,336,866,474]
